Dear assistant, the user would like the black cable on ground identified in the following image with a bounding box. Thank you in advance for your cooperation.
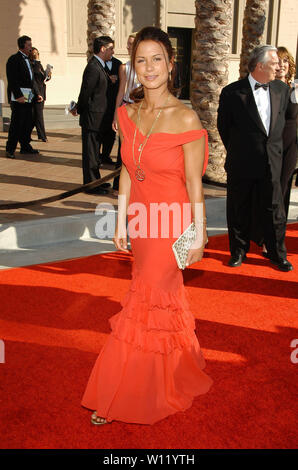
[0,168,121,210]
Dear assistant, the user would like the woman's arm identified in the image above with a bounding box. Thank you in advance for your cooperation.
[182,110,207,266]
[112,114,131,252]
[112,64,127,131]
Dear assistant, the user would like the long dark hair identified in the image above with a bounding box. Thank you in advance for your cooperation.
[129,26,177,102]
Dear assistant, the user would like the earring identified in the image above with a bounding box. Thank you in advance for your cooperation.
[169,71,172,81]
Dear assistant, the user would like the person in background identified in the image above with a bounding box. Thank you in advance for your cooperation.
[276,46,297,219]
[29,47,51,142]
[172,47,182,98]
[217,45,293,272]
[72,36,115,195]
[5,35,42,159]
[99,54,122,165]
[112,33,138,122]
[110,33,139,193]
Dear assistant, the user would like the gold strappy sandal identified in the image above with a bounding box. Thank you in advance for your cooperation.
[91,411,108,426]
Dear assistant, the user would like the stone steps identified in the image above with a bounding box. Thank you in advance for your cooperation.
[0,189,297,270]
[1,104,80,130]
[0,197,229,269]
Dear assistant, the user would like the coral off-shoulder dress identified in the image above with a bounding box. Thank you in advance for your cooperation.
[81,104,213,424]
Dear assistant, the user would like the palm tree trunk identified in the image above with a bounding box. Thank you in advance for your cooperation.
[239,0,269,79]
[87,0,116,60]
[191,0,233,184]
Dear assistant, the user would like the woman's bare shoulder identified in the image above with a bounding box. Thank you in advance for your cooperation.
[125,102,138,118]
[119,63,127,77]
[168,99,203,132]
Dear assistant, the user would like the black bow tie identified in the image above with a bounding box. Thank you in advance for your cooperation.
[255,82,269,91]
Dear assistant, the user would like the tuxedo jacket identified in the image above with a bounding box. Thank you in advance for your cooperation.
[217,77,291,180]
[106,56,122,109]
[6,51,39,103]
[77,55,109,132]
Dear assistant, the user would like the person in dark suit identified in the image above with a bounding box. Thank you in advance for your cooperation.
[29,47,51,142]
[5,35,43,159]
[72,36,115,195]
[100,55,122,165]
[217,45,293,272]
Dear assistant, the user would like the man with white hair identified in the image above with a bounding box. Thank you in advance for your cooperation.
[217,45,293,271]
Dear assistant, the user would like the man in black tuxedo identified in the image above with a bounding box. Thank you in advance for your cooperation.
[100,55,122,165]
[6,35,43,159]
[74,36,115,195]
[217,45,293,272]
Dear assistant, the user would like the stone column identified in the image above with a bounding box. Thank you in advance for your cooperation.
[191,0,233,183]
[87,0,116,59]
[239,0,269,79]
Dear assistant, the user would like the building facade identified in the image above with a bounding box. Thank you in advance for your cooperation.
[0,0,297,106]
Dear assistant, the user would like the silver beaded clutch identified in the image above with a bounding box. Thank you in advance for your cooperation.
[172,222,208,270]
[172,222,197,270]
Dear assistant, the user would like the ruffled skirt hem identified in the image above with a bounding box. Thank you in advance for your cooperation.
[81,273,213,425]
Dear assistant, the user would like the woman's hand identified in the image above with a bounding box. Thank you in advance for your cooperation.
[110,74,118,84]
[70,106,78,116]
[113,225,129,252]
[185,246,205,267]
[112,116,118,132]
[185,232,208,267]
[16,96,26,103]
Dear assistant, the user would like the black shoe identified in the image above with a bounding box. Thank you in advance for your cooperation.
[228,253,247,267]
[84,187,108,195]
[20,148,39,154]
[84,183,111,192]
[270,258,293,272]
[262,252,270,259]
[5,151,15,159]
[38,138,47,142]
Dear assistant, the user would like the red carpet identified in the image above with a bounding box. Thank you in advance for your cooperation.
[0,226,297,449]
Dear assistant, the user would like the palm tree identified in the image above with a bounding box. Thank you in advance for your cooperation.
[191,0,233,183]
[87,0,116,60]
[239,0,269,79]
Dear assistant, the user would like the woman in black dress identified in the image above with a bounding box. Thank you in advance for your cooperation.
[276,46,298,218]
[29,47,51,142]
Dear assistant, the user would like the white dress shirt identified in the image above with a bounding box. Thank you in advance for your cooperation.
[248,73,271,135]
[105,60,112,71]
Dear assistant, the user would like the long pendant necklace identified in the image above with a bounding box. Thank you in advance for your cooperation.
[132,94,170,181]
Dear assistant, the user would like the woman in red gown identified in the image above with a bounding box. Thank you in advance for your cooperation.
[81,27,213,425]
